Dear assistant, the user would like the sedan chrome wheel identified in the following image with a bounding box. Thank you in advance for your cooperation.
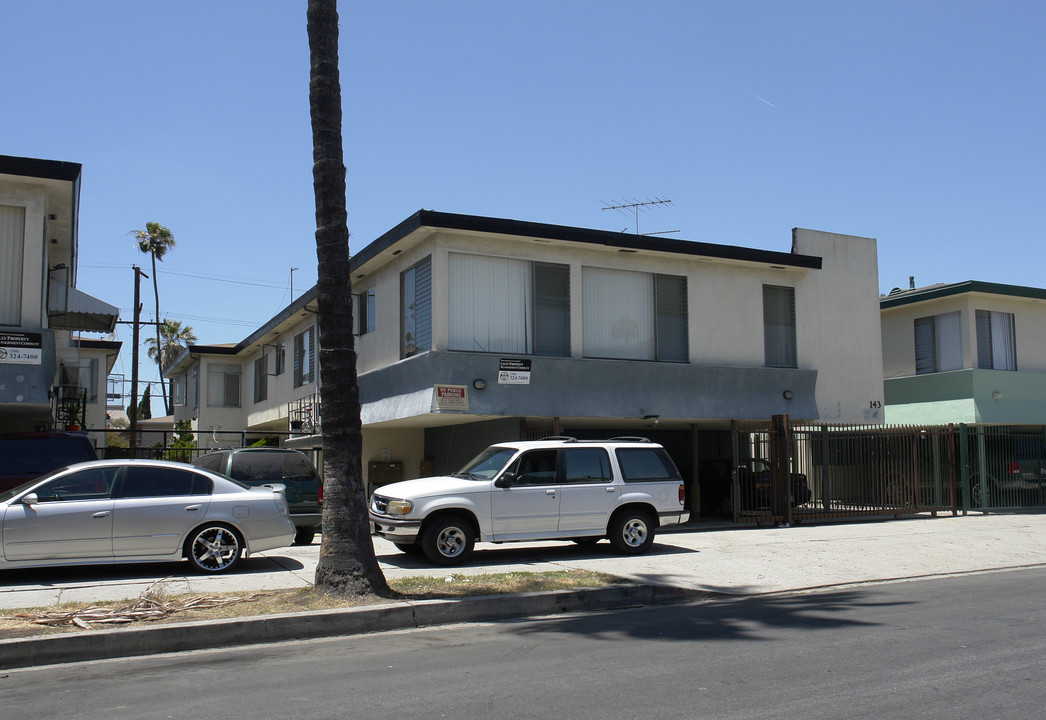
[188,525,242,573]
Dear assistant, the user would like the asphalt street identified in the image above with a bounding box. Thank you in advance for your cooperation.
[5,567,1045,720]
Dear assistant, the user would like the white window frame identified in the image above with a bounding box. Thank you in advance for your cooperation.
[976,310,1016,371]
[206,363,241,408]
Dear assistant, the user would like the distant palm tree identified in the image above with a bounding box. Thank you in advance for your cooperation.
[144,319,197,373]
[133,222,176,415]
[307,0,392,598]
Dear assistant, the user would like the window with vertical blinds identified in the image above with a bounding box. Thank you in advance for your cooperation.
[293,327,315,387]
[582,267,688,362]
[448,254,569,356]
[763,285,797,368]
[207,364,241,407]
[1,205,26,326]
[402,256,431,358]
[976,310,1016,370]
[253,354,268,403]
[914,312,962,374]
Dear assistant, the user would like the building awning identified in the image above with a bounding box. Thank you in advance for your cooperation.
[48,285,119,333]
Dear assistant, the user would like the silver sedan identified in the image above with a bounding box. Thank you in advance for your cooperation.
[0,459,296,574]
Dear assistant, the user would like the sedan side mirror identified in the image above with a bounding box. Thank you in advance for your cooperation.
[494,473,517,489]
[21,493,39,506]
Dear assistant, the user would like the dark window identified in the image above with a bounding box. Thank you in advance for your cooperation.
[402,256,432,358]
[763,285,797,368]
[615,448,682,483]
[120,466,212,497]
[228,451,318,484]
[293,327,315,388]
[253,355,268,403]
[655,274,688,362]
[195,453,226,473]
[355,288,376,335]
[35,467,118,502]
[914,312,962,374]
[533,262,571,357]
[976,310,1017,370]
[510,449,559,486]
[562,448,612,484]
[274,341,286,376]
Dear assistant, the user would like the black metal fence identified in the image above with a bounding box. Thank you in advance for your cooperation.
[730,419,1046,525]
[88,427,312,464]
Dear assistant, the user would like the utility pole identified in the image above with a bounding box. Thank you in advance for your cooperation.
[290,266,300,302]
[129,265,148,450]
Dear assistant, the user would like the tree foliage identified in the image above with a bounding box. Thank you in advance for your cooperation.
[133,221,177,416]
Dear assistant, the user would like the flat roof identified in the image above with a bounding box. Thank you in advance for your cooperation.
[353,209,822,271]
[880,280,1046,309]
[0,154,82,183]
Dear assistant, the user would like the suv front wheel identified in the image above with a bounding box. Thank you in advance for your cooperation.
[422,515,476,566]
[608,509,655,555]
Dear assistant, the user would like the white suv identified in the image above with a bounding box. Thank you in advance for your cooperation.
[369,437,690,565]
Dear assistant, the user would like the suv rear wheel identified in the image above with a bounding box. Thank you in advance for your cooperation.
[421,515,475,566]
[608,509,655,555]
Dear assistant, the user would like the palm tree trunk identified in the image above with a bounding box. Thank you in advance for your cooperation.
[150,252,170,416]
[308,0,392,597]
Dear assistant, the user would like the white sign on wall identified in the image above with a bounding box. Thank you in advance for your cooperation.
[434,384,469,411]
[0,332,43,365]
[498,358,531,385]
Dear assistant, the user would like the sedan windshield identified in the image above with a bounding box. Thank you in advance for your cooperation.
[454,447,517,480]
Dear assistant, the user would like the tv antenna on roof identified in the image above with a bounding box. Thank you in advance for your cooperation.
[600,197,678,236]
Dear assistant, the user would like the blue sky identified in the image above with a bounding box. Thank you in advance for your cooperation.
[3,1,1044,411]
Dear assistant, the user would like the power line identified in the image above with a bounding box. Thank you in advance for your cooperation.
[80,263,307,290]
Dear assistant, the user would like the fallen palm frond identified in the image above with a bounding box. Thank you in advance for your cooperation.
[2,579,273,629]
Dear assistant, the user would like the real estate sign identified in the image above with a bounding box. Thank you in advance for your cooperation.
[0,331,43,365]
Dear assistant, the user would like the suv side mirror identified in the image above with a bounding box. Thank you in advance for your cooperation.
[494,473,516,489]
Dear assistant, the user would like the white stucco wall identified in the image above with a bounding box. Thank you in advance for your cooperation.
[792,228,884,423]
[0,180,47,328]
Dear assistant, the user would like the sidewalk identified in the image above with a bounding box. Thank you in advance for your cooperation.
[3,513,1045,668]
[4,513,1045,609]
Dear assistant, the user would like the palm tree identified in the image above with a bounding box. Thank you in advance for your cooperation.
[133,222,176,416]
[144,319,197,373]
[307,0,392,597]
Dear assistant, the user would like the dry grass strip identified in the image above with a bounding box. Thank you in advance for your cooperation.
[2,580,272,629]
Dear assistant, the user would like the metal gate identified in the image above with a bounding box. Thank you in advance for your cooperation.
[728,419,1046,525]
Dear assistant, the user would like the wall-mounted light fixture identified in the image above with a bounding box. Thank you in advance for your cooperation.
[992,391,1002,401]
[472,379,487,390]
[783,390,794,400]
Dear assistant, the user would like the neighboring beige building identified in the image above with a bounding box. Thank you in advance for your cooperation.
[0,155,120,440]
[881,280,1046,424]
[167,210,885,504]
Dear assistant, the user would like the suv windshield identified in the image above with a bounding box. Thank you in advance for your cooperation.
[455,447,517,479]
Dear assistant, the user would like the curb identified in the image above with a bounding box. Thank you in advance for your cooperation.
[0,583,711,670]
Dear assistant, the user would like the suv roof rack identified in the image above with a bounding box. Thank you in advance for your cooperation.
[538,436,578,442]
[605,436,651,443]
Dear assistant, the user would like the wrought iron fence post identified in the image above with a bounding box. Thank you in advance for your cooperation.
[958,423,970,515]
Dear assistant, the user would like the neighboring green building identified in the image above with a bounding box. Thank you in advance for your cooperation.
[881,280,1046,424]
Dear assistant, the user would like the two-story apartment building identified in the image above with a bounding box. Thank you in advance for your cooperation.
[881,280,1046,424]
[1,155,120,438]
[168,210,884,506]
